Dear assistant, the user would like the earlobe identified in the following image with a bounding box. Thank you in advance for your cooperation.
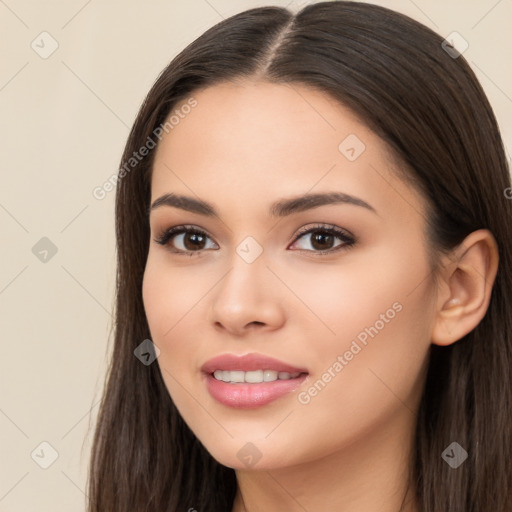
[431,229,499,347]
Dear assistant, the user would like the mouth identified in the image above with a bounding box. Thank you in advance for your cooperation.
[201,352,308,375]
[201,353,309,409]
[210,369,307,384]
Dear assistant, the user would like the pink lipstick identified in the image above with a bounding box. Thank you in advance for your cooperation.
[201,353,309,409]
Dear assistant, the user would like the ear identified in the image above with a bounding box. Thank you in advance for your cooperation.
[431,229,499,346]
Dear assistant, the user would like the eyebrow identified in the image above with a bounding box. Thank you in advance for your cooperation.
[149,191,377,218]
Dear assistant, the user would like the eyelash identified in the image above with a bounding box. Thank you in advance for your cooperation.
[153,223,356,257]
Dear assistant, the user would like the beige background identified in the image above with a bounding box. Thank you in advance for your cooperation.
[0,0,510,510]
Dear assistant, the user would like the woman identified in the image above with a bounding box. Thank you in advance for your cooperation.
[87,2,512,511]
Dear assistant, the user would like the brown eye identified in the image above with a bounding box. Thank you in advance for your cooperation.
[181,231,207,251]
[154,223,356,257]
[290,224,356,255]
[310,231,335,250]
[154,225,218,255]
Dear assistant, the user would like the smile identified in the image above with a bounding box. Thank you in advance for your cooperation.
[202,352,310,408]
[212,369,303,383]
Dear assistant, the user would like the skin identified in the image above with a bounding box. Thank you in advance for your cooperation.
[142,81,499,512]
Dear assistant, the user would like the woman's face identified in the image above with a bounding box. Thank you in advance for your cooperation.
[143,81,436,470]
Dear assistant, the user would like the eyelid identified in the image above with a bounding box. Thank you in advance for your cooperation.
[288,223,356,255]
[153,224,216,250]
[291,223,355,243]
[153,223,356,256]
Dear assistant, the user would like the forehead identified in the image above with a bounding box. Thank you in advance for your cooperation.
[150,81,427,223]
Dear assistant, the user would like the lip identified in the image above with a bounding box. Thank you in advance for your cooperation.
[204,373,309,409]
[201,353,309,409]
[201,352,308,374]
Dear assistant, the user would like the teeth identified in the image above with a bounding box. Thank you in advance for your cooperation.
[213,369,302,383]
[246,370,264,383]
[230,370,245,383]
[263,370,278,382]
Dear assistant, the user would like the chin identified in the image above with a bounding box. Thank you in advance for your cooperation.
[202,439,293,471]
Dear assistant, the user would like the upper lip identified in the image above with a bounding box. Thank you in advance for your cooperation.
[201,353,309,374]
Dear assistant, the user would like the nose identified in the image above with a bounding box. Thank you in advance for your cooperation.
[208,253,286,337]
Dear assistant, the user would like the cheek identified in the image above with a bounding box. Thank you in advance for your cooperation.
[279,237,433,357]
[142,258,191,380]
[141,255,213,403]
[290,249,433,441]
[286,241,433,403]
[294,295,431,452]
[142,253,211,340]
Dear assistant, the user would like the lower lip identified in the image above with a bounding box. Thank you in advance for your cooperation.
[204,372,308,409]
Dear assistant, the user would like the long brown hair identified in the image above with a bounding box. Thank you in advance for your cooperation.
[87,2,512,510]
